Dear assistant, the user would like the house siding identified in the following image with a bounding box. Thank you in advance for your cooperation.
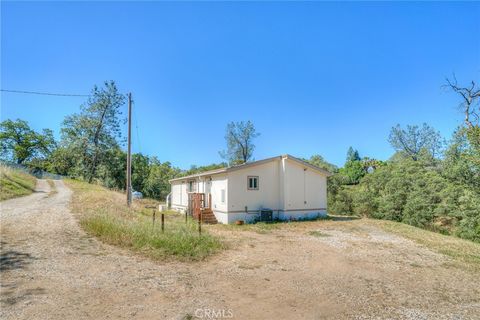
[227,160,281,215]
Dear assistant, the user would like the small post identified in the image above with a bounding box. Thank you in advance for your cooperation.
[146,205,157,228]
[198,210,202,236]
[185,210,188,225]
[161,213,165,233]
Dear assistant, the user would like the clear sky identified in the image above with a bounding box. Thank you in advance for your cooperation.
[1,1,479,169]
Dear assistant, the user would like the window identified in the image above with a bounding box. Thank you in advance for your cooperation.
[188,180,196,192]
[247,176,259,190]
[221,189,226,203]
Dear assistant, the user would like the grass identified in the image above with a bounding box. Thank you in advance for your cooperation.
[371,219,480,270]
[218,220,295,234]
[308,230,331,237]
[65,179,224,261]
[217,215,339,234]
[0,165,36,201]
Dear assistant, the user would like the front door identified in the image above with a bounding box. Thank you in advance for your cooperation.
[205,178,212,208]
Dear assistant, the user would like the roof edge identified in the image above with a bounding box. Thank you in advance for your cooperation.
[169,154,333,183]
[168,167,227,183]
[282,154,334,177]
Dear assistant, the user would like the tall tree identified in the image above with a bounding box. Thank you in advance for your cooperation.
[446,77,480,162]
[346,147,360,163]
[220,121,260,165]
[388,123,444,161]
[61,81,125,183]
[0,119,56,164]
[446,77,480,129]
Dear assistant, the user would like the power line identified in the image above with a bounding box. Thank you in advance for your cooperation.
[132,102,142,153]
[1,89,90,97]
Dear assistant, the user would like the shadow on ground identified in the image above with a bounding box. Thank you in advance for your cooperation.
[0,242,35,272]
[329,215,360,221]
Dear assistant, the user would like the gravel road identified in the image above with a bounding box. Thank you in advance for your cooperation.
[1,180,194,319]
[1,180,479,320]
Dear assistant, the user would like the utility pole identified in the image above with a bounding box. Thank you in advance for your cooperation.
[126,93,132,207]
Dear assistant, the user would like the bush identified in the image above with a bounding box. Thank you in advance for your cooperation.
[327,156,480,243]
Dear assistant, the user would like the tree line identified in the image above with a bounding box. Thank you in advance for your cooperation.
[323,79,480,242]
[0,81,260,200]
[1,78,478,242]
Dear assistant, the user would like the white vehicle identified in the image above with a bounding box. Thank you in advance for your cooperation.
[132,191,143,199]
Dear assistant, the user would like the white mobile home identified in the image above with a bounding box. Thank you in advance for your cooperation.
[169,154,332,224]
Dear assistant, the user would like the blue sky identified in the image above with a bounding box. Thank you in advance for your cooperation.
[1,1,479,169]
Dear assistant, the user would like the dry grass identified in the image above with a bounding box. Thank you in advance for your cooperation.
[308,230,331,237]
[65,179,224,261]
[216,215,480,270]
[371,219,480,270]
[217,221,285,234]
[47,179,57,196]
[0,165,36,201]
[216,216,336,234]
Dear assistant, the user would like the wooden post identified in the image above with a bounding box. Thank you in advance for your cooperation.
[198,210,202,235]
[185,210,188,225]
[161,213,165,233]
[152,209,156,227]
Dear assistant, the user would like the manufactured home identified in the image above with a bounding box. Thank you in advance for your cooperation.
[168,154,332,224]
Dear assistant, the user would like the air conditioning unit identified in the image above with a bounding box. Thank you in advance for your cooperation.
[260,209,273,222]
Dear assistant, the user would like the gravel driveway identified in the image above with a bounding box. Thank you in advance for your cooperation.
[1,180,479,320]
[1,180,192,319]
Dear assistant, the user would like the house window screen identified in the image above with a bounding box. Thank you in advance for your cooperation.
[247,176,259,190]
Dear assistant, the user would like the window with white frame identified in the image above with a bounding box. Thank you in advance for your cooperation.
[247,176,259,190]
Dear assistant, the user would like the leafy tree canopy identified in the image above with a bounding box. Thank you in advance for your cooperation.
[60,81,125,183]
[388,123,444,161]
[304,155,337,173]
[0,119,56,164]
[346,147,360,163]
[220,121,259,165]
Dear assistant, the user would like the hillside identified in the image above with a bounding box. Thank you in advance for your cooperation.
[0,165,37,201]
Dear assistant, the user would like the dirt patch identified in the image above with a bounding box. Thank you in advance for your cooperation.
[1,181,479,319]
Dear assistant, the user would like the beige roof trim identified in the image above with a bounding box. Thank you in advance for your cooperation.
[168,168,227,182]
[169,154,333,183]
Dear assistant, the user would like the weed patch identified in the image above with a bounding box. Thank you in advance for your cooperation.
[66,179,224,261]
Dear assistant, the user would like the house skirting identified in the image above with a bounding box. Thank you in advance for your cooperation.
[171,205,327,224]
[212,209,327,224]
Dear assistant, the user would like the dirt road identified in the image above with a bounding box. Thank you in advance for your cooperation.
[1,180,479,319]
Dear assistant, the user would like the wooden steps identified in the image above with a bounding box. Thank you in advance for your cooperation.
[197,208,218,224]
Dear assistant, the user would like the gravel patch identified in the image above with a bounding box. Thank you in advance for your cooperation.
[1,180,479,319]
